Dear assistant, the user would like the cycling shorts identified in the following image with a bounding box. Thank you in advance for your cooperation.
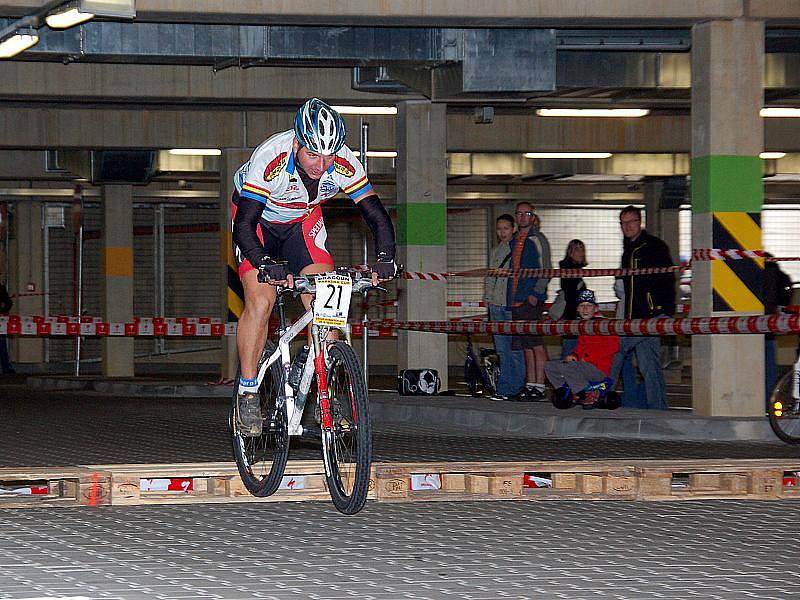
[231,191,333,278]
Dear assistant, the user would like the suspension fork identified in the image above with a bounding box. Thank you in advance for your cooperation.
[313,329,334,431]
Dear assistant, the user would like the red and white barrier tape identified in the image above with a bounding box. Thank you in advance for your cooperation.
[403,249,800,281]
[0,315,397,338]
[367,314,800,336]
[691,248,766,261]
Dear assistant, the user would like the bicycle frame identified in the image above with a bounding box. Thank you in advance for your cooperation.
[254,274,360,437]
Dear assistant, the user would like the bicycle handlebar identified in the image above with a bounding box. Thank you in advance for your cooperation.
[277,266,402,296]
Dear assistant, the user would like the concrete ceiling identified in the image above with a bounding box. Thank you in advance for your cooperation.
[2,1,799,26]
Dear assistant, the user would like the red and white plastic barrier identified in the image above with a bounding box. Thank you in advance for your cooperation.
[367,314,800,337]
[401,249,800,281]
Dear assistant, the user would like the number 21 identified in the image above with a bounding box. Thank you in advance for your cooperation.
[324,284,343,310]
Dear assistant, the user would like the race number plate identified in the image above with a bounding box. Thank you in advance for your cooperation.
[313,274,353,328]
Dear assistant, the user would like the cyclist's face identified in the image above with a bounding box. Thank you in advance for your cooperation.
[495,219,514,242]
[296,145,335,179]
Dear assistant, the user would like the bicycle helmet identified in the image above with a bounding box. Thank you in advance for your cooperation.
[293,98,347,155]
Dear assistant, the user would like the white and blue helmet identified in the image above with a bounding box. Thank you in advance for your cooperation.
[293,98,347,155]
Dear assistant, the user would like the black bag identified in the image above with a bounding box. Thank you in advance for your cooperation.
[398,369,441,396]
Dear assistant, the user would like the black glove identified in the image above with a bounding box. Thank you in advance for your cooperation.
[374,254,399,280]
[257,258,289,284]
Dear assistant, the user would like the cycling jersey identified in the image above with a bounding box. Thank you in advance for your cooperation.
[234,130,374,224]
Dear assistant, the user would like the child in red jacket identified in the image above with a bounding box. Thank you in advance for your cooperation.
[544,289,620,409]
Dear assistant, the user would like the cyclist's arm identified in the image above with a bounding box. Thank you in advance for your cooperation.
[233,195,268,268]
[355,193,396,260]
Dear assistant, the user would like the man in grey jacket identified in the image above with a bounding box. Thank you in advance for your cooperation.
[484,213,525,398]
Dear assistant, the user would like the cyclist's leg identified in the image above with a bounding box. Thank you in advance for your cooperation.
[287,207,334,312]
[238,269,277,378]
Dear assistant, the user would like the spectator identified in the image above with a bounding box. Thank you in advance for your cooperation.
[484,214,525,399]
[611,205,675,410]
[558,239,587,358]
[614,277,645,407]
[544,289,620,409]
[0,281,14,374]
[763,253,793,407]
[507,202,552,401]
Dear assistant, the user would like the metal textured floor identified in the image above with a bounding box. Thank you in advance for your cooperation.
[1,383,799,467]
[1,501,798,599]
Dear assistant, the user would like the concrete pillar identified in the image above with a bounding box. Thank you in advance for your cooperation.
[691,19,765,416]
[101,185,134,376]
[644,180,681,265]
[219,149,252,379]
[9,201,45,363]
[396,100,449,389]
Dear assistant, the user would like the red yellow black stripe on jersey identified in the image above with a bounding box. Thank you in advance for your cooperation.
[343,176,373,199]
[241,182,270,203]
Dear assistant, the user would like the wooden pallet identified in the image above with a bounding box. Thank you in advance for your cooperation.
[86,461,352,506]
[635,459,799,501]
[373,460,639,502]
[1,459,798,508]
[0,467,111,508]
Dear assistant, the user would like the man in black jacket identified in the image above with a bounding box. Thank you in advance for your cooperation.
[613,205,675,409]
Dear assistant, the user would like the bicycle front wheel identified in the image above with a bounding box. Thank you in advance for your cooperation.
[230,341,290,496]
[769,370,800,444]
[322,342,372,514]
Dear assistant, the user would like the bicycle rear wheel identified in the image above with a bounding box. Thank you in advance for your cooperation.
[464,356,482,396]
[321,342,372,514]
[230,341,290,496]
[769,370,800,444]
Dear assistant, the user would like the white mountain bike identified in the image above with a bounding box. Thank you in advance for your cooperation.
[229,268,385,514]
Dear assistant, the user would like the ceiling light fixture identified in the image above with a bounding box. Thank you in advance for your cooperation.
[536,108,649,118]
[168,149,222,156]
[332,106,397,115]
[0,28,39,58]
[45,5,94,29]
[524,152,613,159]
[761,108,800,117]
[759,152,786,159]
[352,150,398,158]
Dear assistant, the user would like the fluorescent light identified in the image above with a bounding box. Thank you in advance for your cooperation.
[536,108,649,118]
[761,107,800,117]
[352,151,398,158]
[46,7,95,29]
[168,149,222,156]
[524,152,613,159]
[760,152,786,159]
[0,30,39,58]
[332,105,397,115]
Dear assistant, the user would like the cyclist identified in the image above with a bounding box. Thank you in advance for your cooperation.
[232,98,398,436]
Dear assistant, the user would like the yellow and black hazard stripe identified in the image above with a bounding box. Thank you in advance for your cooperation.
[225,230,244,322]
[712,212,764,312]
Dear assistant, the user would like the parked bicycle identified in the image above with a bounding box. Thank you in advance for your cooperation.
[463,334,500,397]
[229,267,387,514]
[769,352,800,444]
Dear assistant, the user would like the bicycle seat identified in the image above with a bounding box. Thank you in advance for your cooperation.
[479,348,498,358]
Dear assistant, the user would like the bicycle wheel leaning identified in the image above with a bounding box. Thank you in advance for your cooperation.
[769,369,800,444]
[230,341,290,496]
[321,341,372,514]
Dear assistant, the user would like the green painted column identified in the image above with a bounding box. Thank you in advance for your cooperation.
[691,19,765,416]
[396,101,449,389]
[102,185,134,376]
